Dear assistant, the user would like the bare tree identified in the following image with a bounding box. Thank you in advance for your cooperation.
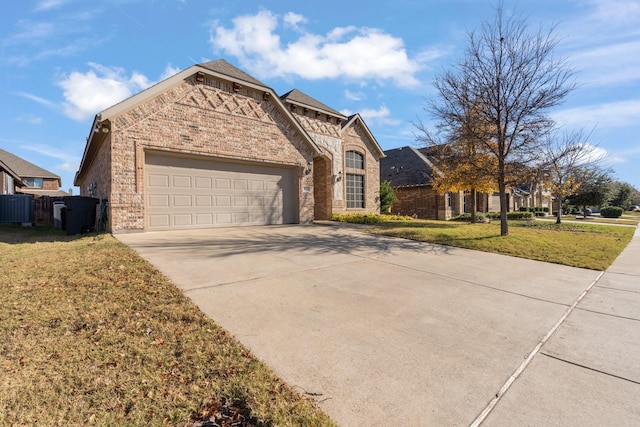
[540,129,606,224]
[417,5,576,235]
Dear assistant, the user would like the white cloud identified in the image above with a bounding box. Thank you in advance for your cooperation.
[16,115,44,125]
[570,40,640,87]
[344,90,365,101]
[341,105,401,126]
[160,64,181,80]
[209,10,423,87]
[17,92,57,108]
[22,144,81,172]
[554,100,640,128]
[283,12,307,31]
[35,0,69,11]
[57,63,152,121]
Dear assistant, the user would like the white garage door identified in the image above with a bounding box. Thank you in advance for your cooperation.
[145,153,296,230]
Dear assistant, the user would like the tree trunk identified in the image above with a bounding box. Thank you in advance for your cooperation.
[498,160,509,236]
[471,189,477,223]
[556,197,562,224]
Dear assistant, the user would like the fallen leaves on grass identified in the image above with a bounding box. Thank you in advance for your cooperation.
[0,226,335,426]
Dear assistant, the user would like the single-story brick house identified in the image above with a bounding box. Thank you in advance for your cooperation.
[381,146,553,219]
[0,148,66,196]
[74,59,384,233]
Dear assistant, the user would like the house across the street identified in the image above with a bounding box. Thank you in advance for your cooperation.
[75,59,384,233]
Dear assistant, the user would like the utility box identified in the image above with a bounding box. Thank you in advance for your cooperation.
[62,196,99,235]
[0,194,34,224]
[53,201,65,228]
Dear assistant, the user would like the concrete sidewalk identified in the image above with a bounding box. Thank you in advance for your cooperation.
[482,225,640,426]
[117,224,640,426]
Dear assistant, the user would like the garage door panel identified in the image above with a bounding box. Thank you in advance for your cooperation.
[195,177,212,189]
[148,174,170,188]
[148,214,170,228]
[216,196,231,207]
[215,178,231,189]
[195,195,212,206]
[216,213,232,224]
[173,214,192,226]
[234,179,248,190]
[234,196,248,207]
[146,154,295,230]
[173,175,192,188]
[173,195,192,207]
[195,213,213,225]
[148,194,170,207]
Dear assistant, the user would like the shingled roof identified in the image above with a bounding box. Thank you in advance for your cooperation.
[199,59,267,87]
[280,89,345,118]
[380,146,437,188]
[0,147,60,180]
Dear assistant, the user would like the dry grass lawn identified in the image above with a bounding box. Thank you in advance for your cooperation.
[0,226,335,427]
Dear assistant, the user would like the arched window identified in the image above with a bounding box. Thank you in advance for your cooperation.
[345,150,365,208]
[345,151,364,169]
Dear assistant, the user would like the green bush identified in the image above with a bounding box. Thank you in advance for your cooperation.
[379,181,396,213]
[330,213,382,224]
[507,211,534,220]
[380,214,414,221]
[450,212,488,222]
[519,207,547,213]
[486,212,501,219]
[600,206,624,218]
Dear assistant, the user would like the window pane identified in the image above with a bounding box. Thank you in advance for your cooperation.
[346,151,364,169]
[25,178,43,188]
[346,174,364,208]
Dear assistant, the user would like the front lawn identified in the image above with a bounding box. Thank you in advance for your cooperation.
[368,219,635,270]
[0,226,335,426]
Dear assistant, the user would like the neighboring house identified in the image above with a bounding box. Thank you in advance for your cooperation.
[0,148,66,197]
[382,146,458,219]
[74,59,384,233]
[1,156,25,195]
[382,146,553,219]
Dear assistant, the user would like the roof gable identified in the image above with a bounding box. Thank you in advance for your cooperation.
[281,89,345,118]
[380,146,437,187]
[342,114,385,158]
[0,147,60,180]
[199,59,267,87]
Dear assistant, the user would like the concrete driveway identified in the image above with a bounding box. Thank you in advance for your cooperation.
[117,224,640,426]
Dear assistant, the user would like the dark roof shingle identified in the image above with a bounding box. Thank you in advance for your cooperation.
[0,148,60,180]
[380,146,437,187]
[280,89,345,117]
[199,59,267,87]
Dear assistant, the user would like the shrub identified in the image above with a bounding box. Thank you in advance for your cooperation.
[507,211,534,220]
[450,212,488,222]
[379,181,396,213]
[380,214,414,221]
[600,206,624,218]
[330,213,382,224]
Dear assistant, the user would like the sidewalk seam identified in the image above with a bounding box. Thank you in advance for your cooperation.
[469,270,606,427]
[539,352,640,385]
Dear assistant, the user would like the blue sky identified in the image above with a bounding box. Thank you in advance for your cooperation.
[1,0,639,192]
